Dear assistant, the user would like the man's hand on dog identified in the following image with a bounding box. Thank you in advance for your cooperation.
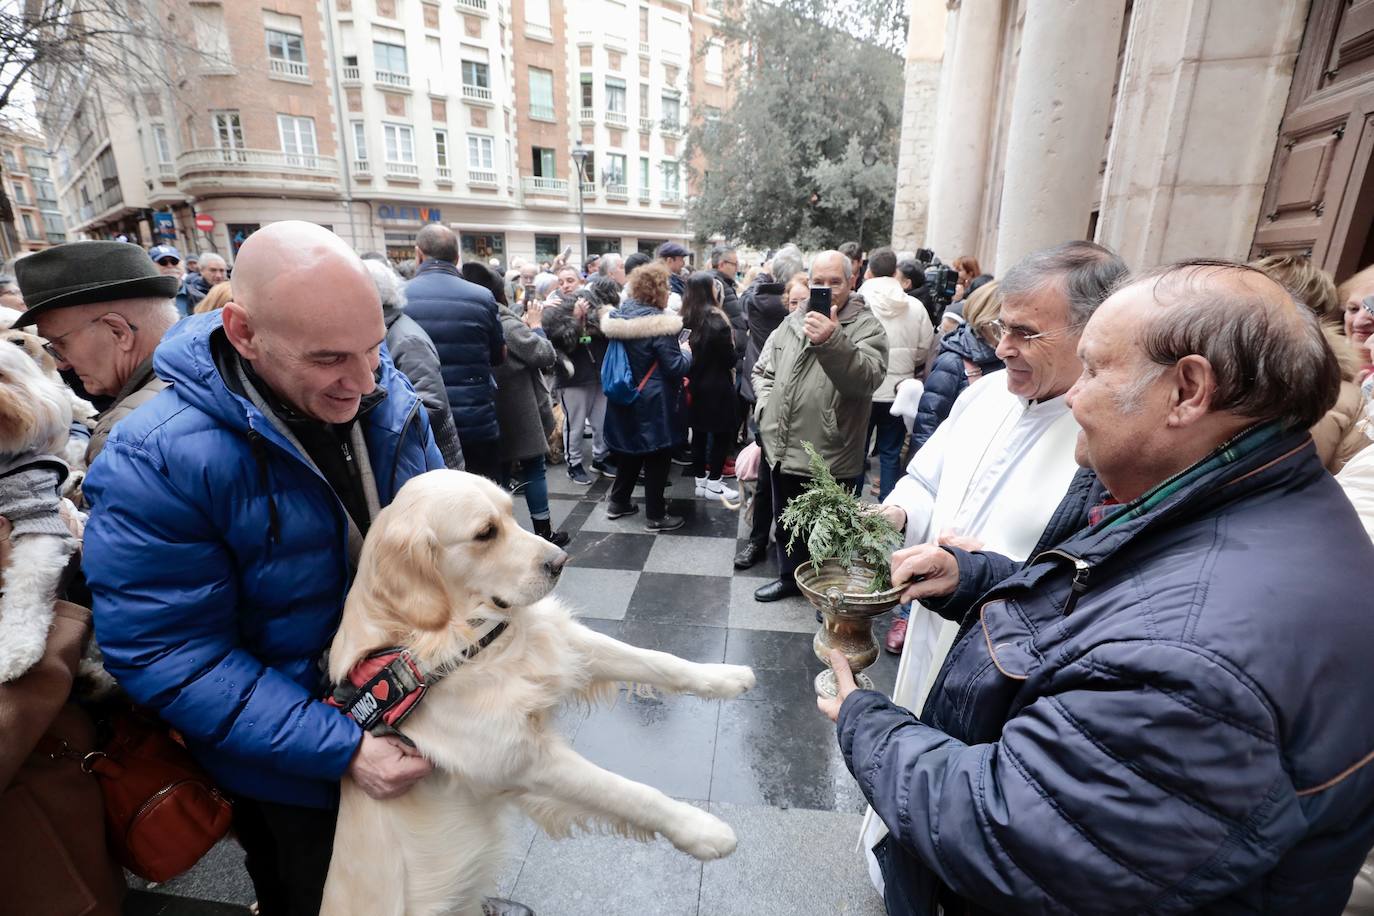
[348,731,433,799]
[817,650,858,723]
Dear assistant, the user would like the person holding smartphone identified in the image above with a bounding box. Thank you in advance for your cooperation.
[749,250,888,602]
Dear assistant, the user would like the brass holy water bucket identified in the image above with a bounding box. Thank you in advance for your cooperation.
[795,559,904,698]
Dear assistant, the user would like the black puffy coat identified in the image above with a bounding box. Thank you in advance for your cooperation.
[404,259,505,444]
[910,324,1003,451]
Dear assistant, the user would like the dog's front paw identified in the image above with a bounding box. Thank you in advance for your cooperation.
[668,806,737,861]
[690,663,755,699]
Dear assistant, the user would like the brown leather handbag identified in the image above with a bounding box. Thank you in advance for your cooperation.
[48,708,234,882]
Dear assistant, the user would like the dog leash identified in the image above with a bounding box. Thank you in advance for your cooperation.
[326,620,509,744]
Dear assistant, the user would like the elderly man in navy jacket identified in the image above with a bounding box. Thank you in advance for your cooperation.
[405,222,506,481]
[824,260,1374,914]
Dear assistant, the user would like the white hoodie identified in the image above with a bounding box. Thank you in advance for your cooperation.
[857,275,935,402]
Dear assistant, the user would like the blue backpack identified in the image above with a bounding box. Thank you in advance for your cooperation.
[601,338,659,406]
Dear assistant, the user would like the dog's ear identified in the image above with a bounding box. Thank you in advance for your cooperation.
[359,517,453,634]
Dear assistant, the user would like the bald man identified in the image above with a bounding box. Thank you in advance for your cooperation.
[80,222,448,915]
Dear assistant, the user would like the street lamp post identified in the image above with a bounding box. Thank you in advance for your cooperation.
[857,147,880,252]
[571,140,589,267]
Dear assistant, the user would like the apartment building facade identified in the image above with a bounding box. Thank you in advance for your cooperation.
[36,0,721,266]
[0,122,65,262]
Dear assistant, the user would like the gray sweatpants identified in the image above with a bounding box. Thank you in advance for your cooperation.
[560,383,608,469]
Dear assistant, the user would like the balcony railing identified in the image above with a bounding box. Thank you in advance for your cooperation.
[523,176,568,195]
[526,22,553,40]
[468,169,498,185]
[579,107,595,124]
[462,84,493,103]
[156,164,177,180]
[437,166,453,181]
[352,159,372,176]
[660,119,684,136]
[580,180,596,196]
[638,116,653,133]
[639,41,651,56]
[638,187,651,203]
[269,57,310,80]
[604,110,627,128]
[178,148,337,175]
[341,65,361,84]
[375,69,411,89]
[530,103,556,121]
[662,190,682,204]
[456,0,488,15]
[385,161,419,178]
[94,183,123,213]
[605,182,628,199]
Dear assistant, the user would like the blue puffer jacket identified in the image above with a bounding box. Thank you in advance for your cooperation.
[404,259,505,444]
[82,311,444,808]
[600,299,690,454]
[910,324,1004,451]
[839,428,1374,914]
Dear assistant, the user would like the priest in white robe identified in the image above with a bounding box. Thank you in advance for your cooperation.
[855,241,1129,895]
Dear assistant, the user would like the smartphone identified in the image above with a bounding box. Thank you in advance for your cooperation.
[808,286,833,315]
[523,283,536,300]
[560,245,574,259]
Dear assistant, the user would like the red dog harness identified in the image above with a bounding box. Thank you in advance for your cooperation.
[326,621,508,739]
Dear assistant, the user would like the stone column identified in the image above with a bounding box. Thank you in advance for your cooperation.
[889,0,948,251]
[1096,0,1308,268]
[993,0,1126,273]
[923,0,1004,260]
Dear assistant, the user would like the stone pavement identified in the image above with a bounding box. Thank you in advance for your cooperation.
[126,464,896,916]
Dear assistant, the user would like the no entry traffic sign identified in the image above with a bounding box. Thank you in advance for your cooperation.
[195,213,216,232]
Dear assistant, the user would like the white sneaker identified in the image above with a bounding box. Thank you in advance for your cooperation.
[694,476,708,497]
[704,478,739,501]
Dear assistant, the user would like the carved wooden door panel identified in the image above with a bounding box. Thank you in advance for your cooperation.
[1252,0,1374,278]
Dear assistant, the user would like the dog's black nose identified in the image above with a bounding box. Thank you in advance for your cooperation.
[544,551,569,578]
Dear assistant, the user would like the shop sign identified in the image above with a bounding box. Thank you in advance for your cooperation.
[378,204,442,223]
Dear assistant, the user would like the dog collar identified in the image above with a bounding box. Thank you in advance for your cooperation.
[326,620,509,738]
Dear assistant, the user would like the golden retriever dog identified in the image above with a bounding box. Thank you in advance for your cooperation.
[321,470,755,916]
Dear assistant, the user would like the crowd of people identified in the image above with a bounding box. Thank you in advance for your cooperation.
[3,216,1374,915]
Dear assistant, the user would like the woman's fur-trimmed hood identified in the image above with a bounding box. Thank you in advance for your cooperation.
[600,305,683,340]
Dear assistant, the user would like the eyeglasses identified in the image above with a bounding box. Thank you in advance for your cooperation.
[1361,296,1374,316]
[988,318,1086,344]
[42,313,137,362]
[156,258,180,266]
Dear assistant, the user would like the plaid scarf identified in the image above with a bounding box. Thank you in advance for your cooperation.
[1095,422,1285,532]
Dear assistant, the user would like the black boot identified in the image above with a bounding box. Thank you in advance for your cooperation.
[534,517,571,547]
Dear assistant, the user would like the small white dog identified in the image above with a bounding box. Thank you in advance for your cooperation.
[0,341,76,683]
[321,470,756,916]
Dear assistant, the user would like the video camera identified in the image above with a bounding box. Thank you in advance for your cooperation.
[914,248,959,310]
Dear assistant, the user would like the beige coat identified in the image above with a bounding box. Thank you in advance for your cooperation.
[858,276,934,402]
[1311,329,1371,473]
[86,356,169,466]
[752,294,888,479]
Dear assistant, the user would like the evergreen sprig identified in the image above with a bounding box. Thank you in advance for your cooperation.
[780,442,902,590]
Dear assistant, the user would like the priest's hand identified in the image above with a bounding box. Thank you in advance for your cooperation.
[817,650,858,723]
[891,543,959,605]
